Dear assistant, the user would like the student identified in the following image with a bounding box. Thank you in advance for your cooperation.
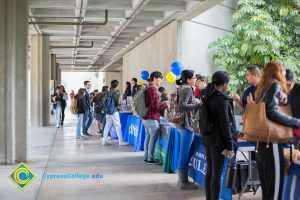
[198,76,208,100]
[70,90,75,101]
[51,86,64,128]
[82,81,93,137]
[201,71,236,199]
[232,65,261,111]
[75,88,86,140]
[176,70,201,190]
[93,86,109,135]
[131,78,138,97]
[158,87,169,117]
[102,80,128,146]
[142,72,167,164]
[254,61,300,200]
[123,82,132,101]
[60,85,68,126]
[286,69,300,147]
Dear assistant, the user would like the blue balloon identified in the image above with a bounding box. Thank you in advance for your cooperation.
[171,61,184,76]
[141,70,150,80]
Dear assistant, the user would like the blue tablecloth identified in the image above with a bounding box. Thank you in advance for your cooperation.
[123,115,145,152]
[282,163,300,200]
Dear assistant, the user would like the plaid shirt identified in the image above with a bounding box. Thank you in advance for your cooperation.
[143,83,168,121]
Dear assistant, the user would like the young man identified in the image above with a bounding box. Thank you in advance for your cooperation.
[142,71,168,164]
[102,80,128,146]
[82,81,93,137]
[286,69,300,147]
[233,65,261,111]
[131,78,138,97]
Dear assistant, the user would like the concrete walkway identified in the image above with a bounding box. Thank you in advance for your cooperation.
[0,112,262,200]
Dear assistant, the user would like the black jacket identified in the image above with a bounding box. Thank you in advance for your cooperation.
[131,84,137,97]
[202,90,236,151]
[289,83,300,119]
[263,82,300,128]
[83,89,91,109]
[75,96,85,114]
[51,93,64,103]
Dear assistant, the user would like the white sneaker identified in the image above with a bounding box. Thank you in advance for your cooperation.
[81,135,89,139]
[119,142,129,146]
[107,136,112,140]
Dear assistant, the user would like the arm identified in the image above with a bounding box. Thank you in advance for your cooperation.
[178,87,196,112]
[265,83,300,128]
[217,98,233,151]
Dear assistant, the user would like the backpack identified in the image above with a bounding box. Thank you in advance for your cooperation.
[70,99,78,114]
[133,87,152,118]
[94,95,105,114]
[103,91,117,115]
[195,101,212,135]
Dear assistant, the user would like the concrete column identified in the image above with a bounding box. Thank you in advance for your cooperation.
[30,35,51,126]
[56,64,61,85]
[50,54,57,81]
[0,0,28,164]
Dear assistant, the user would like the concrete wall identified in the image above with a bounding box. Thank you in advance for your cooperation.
[104,72,123,92]
[179,0,237,77]
[123,21,178,92]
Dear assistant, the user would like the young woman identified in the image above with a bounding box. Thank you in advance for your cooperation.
[202,71,236,200]
[51,86,64,128]
[176,70,201,190]
[254,61,300,200]
[60,85,68,126]
[75,88,86,140]
[123,82,132,101]
[93,86,109,135]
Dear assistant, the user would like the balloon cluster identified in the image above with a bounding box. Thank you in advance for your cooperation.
[139,61,184,84]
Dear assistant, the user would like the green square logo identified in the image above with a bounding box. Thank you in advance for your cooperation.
[8,162,36,191]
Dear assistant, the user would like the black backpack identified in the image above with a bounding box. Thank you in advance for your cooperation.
[94,95,105,114]
[195,101,212,135]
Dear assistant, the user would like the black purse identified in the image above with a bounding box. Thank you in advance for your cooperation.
[225,159,237,188]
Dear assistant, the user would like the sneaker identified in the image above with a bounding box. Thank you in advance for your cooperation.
[81,135,89,139]
[56,125,60,128]
[147,159,161,165]
[102,141,110,146]
[119,142,129,146]
[76,137,84,140]
[107,136,112,140]
[143,159,148,163]
[83,133,92,137]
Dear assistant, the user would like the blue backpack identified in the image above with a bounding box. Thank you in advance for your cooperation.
[103,92,116,115]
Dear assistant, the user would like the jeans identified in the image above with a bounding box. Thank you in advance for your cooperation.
[102,112,123,144]
[177,128,194,170]
[61,105,66,124]
[205,146,225,200]
[142,119,159,161]
[83,107,93,134]
[76,114,84,139]
[54,103,62,127]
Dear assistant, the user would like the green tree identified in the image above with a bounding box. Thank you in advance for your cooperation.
[209,0,300,94]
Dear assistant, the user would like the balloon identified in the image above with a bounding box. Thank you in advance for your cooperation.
[141,70,150,80]
[166,72,176,83]
[137,81,144,86]
[171,61,184,76]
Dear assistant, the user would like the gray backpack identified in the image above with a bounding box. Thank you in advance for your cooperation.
[134,87,152,118]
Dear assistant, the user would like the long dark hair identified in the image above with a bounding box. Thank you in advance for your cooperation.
[60,85,66,93]
[176,70,194,85]
[77,88,85,98]
[203,71,230,101]
[126,82,131,90]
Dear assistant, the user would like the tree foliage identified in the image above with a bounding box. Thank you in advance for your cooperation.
[209,0,300,94]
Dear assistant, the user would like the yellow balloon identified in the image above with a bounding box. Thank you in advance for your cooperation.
[166,72,176,83]
[137,81,144,85]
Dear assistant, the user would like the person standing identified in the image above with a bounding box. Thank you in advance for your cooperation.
[82,81,93,137]
[232,65,261,111]
[142,72,168,164]
[60,85,68,126]
[286,69,300,146]
[75,88,86,140]
[93,86,108,135]
[131,78,138,97]
[102,80,128,146]
[175,70,201,190]
[70,90,75,101]
[158,87,169,117]
[123,82,132,101]
[51,86,64,128]
[254,61,300,200]
[201,71,236,199]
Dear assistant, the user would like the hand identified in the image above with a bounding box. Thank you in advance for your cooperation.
[232,93,240,102]
[280,91,288,104]
[195,98,201,104]
[222,149,235,158]
[247,93,255,104]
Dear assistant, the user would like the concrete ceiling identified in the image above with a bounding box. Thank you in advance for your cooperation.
[28,0,216,72]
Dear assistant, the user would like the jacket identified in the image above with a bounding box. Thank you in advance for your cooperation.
[263,82,300,129]
[201,90,236,151]
[289,83,300,119]
[177,85,198,132]
[102,88,122,113]
[83,89,91,109]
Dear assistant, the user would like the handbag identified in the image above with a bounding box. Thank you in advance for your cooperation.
[243,102,293,144]
[225,161,237,189]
